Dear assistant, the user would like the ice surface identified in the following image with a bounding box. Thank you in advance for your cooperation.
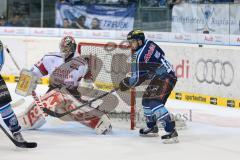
[0,83,240,160]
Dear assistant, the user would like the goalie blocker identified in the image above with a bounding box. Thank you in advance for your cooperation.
[15,69,112,135]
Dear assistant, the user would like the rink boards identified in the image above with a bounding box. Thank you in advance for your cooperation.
[0,35,240,109]
[1,74,240,109]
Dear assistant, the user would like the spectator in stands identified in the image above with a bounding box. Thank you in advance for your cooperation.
[142,0,170,6]
[117,0,138,4]
[167,0,182,9]
[160,0,167,5]
[105,0,119,3]
[142,0,160,6]
[72,15,89,29]
[91,18,101,30]
[212,0,233,2]
[7,14,24,27]
[0,16,8,26]
[104,0,136,5]
[59,0,71,4]
[63,18,71,28]
[186,0,233,3]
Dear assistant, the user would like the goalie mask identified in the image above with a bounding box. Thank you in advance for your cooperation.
[60,36,77,61]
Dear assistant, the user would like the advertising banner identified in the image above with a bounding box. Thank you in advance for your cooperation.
[55,2,136,30]
[172,3,240,35]
[162,44,240,100]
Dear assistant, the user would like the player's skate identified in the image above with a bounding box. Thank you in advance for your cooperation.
[161,129,179,144]
[139,125,159,137]
[13,132,26,142]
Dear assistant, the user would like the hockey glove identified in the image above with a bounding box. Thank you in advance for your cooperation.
[119,78,131,91]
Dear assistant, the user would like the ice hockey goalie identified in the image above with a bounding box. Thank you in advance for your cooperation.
[16,36,118,135]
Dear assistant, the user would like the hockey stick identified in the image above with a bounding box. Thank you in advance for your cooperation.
[4,45,21,71]
[43,88,118,118]
[0,124,37,148]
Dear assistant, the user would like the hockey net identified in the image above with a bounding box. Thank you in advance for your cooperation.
[78,42,146,130]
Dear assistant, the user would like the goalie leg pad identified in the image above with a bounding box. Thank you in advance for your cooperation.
[17,89,66,129]
[41,88,113,134]
[17,102,46,130]
[94,114,112,135]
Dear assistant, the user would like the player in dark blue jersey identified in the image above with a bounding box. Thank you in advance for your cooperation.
[119,30,178,143]
[0,40,31,143]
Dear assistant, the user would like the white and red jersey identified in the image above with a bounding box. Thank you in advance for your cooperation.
[31,52,92,88]
[25,52,111,134]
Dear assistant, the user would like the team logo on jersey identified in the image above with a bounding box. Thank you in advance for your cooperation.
[154,51,161,59]
[9,116,18,126]
[70,63,78,70]
[144,44,155,63]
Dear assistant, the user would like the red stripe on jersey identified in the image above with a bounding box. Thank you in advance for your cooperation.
[37,63,48,76]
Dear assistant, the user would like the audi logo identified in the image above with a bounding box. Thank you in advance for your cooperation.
[195,59,234,86]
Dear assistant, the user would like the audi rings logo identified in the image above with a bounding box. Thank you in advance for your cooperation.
[195,59,234,86]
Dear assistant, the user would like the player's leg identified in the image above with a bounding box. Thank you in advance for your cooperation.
[140,74,178,142]
[0,75,25,142]
[156,75,178,143]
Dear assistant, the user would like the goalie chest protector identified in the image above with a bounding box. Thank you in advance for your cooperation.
[49,57,88,88]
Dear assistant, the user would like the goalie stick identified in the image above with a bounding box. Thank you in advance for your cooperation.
[43,88,118,118]
[0,124,37,148]
[4,45,21,71]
